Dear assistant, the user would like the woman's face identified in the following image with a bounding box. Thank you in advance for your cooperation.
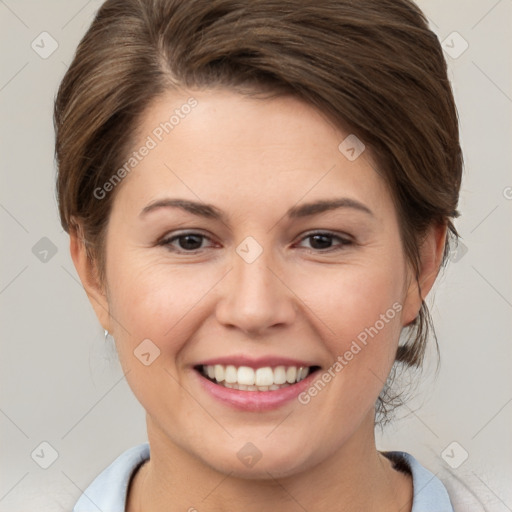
[79,88,428,478]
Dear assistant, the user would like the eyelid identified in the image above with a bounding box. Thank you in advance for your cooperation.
[158,228,209,242]
[158,229,354,255]
[297,229,354,242]
[293,230,354,250]
[158,229,217,248]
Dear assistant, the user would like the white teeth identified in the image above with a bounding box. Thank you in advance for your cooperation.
[237,366,255,385]
[255,367,274,386]
[273,366,287,385]
[298,367,309,381]
[214,364,225,382]
[286,366,297,383]
[201,364,314,390]
[225,365,237,383]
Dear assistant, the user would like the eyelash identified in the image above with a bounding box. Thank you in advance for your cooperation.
[158,230,353,254]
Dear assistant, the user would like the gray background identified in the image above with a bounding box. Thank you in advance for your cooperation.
[0,1,511,510]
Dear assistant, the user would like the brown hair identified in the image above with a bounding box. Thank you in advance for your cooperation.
[54,0,463,424]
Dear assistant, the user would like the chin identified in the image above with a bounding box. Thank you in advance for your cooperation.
[199,441,316,480]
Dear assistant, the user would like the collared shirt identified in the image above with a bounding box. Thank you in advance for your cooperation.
[73,443,455,511]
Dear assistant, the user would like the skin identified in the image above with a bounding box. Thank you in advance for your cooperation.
[71,88,447,512]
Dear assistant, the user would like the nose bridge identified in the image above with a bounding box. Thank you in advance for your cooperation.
[215,236,296,334]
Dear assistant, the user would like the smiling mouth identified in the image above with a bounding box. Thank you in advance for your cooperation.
[194,364,321,391]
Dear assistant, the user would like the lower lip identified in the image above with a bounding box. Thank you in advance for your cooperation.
[193,368,319,411]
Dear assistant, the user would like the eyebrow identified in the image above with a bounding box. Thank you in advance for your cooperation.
[139,197,373,222]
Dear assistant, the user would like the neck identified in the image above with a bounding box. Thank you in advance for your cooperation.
[128,412,412,512]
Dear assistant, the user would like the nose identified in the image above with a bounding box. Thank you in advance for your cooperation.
[215,247,297,336]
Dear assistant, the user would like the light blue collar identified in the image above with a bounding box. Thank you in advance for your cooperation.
[74,444,454,511]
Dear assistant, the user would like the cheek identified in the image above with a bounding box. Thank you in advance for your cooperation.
[302,253,407,388]
[104,260,214,417]
[107,244,407,352]
[294,267,405,421]
[106,256,222,357]
[306,257,406,343]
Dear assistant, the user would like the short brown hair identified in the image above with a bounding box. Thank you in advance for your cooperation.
[54,0,463,424]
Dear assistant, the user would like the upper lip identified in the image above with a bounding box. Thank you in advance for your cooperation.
[193,355,320,369]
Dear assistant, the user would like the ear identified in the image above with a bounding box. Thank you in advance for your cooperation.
[401,222,448,326]
[69,225,112,332]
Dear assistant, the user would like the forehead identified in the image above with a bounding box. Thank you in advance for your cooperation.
[112,88,391,221]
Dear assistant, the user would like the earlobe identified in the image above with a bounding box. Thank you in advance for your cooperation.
[69,225,111,332]
[401,222,448,326]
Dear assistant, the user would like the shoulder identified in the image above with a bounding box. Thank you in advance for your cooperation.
[383,450,488,512]
[384,450,455,511]
[73,443,150,512]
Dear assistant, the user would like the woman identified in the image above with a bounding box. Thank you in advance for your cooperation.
[54,0,464,510]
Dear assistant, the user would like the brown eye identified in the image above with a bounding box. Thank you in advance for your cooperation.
[160,232,214,252]
[297,231,353,252]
